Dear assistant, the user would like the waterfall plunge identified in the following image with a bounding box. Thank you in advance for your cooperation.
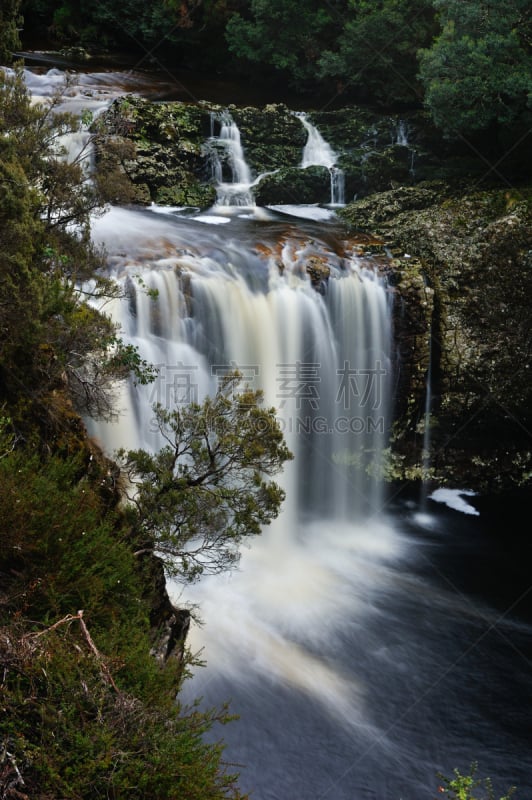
[297,112,346,206]
[88,205,398,723]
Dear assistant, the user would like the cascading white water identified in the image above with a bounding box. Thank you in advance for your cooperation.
[88,208,392,525]
[17,68,532,800]
[87,204,399,731]
[395,119,409,146]
[296,112,345,206]
[393,118,417,178]
[206,110,255,207]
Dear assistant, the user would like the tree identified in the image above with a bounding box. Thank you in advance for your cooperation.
[20,0,240,69]
[418,0,532,138]
[226,0,344,90]
[318,0,436,106]
[0,0,22,63]
[0,425,248,800]
[0,67,155,438]
[225,0,436,102]
[118,373,293,581]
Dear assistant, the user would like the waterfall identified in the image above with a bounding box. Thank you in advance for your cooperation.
[394,118,416,178]
[19,67,532,800]
[419,329,433,512]
[88,208,391,525]
[206,110,255,207]
[296,112,345,206]
[395,119,409,146]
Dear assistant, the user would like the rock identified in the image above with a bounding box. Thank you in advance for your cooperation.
[306,256,331,292]
[341,185,532,492]
[142,551,191,666]
[231,103,306,174]
[93,96,215,208]
[254,165,331,205]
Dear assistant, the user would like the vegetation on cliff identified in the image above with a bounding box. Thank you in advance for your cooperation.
[0,1,530,790]
[0,67,293,799]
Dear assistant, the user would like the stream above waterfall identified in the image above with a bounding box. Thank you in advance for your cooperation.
[17,65,532,800]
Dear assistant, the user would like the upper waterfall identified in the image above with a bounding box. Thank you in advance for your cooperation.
[206,110,255,207]
[296,112,346,206]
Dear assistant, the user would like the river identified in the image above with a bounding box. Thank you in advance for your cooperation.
[17,63,532,799]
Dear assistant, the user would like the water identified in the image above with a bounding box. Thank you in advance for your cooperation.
[176,496,532,799]
[205,109,346,208]
[207,110,255,207]
[395,119,409,147]
[87,200,532,799]
[393,119,417,179]
[296,112,345,206]
[19,66,532,800]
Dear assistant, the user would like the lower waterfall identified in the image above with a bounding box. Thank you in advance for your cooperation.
[8,63,530,800]
[89,204,392,521]
[88,200,407,774]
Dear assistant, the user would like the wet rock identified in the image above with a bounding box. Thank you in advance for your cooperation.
[231,103,306,174]
[93,95,215,208]
[341,185,532,492]
[254,165,331,205]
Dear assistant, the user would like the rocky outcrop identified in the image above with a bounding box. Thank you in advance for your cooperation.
[340,184,532,492]
[140,549,191,666]
[230,103,306,173]
[92,97,453,208]
[254,165,331,205]
[92,95,216,207]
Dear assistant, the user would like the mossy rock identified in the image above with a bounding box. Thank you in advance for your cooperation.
[348,184,532,492]
[338,183,448,231]
[254,165,331,205]
[97,95,211,145]
[230,103,306,174]
[155,182,216,209]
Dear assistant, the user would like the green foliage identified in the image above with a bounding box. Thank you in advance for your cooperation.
[118,372,293,580]
[437,762,516,800]
[0,67,254,793]
[0,67,155,438]
[0,444,247,799]
[0,449,135,631]
[318,0,436,106]
[226,0,343,89]
[418,0,532,137]
[225,0,437,102]
[0,0,22,63]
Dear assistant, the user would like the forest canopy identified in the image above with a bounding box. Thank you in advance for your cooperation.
[5,0,529,140]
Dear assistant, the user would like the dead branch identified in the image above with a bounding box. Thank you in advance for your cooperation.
[22,611,120,693]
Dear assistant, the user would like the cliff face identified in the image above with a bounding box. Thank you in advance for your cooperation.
[340,185,532,493]
[93,97,532,493]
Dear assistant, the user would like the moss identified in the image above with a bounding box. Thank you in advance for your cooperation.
[155,182,216,209]
[254,164,331,205]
